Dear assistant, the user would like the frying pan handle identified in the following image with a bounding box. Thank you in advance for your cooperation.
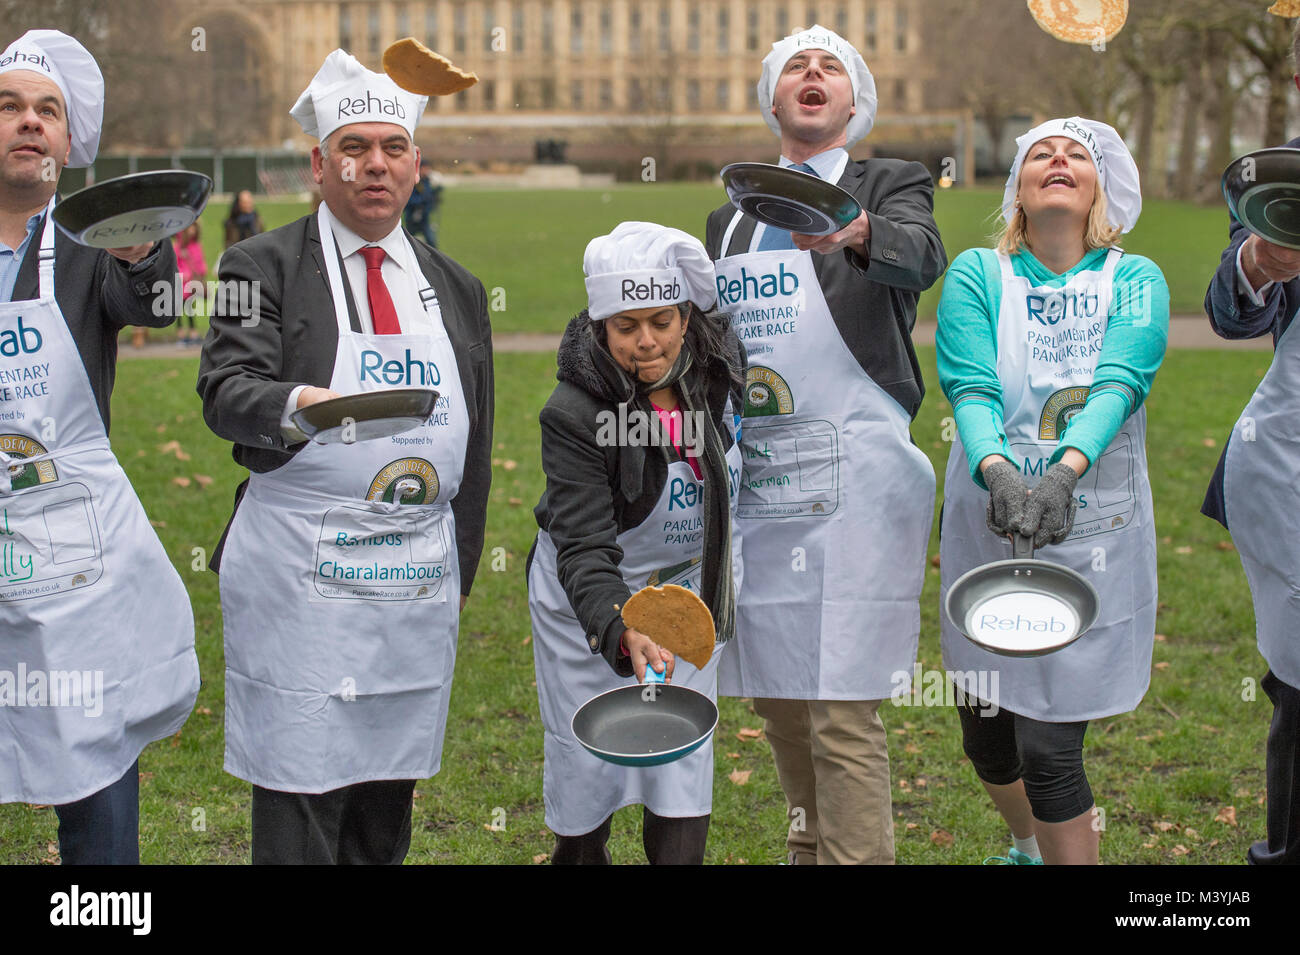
[643,665,666,685]
[1012,532,1035,560]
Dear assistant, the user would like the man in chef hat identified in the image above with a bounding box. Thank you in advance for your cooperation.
[0,29,198,864]
[198,48,493,864]
[705,24,946,864]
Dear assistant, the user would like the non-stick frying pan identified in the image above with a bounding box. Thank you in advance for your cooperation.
[571,667,718,768]
[53,170,213,248]
[1222,148,1300,251]
[945,533,1100,657]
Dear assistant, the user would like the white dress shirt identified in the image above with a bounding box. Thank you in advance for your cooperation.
[1236,241,1273,308]
[280,213,440,440]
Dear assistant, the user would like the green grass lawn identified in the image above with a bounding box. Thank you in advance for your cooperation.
[135,183,1230,349]
[0,343,1274,864]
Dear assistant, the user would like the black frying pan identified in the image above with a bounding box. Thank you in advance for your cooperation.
[571,667,718,767]
[945,533,1100,657]
[1222,148,1300,251]
[53,170,213,248]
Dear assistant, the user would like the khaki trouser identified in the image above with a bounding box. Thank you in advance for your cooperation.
[752,697,894,865]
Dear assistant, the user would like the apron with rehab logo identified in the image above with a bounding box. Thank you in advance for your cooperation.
[528,429,743,835]
[0,201,198,804]
[940,248,1157,721]
[219,202,469,793]
[713,187,936,700]
[1223,300,1300,688]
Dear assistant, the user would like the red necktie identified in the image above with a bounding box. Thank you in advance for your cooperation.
[360,246,401,335]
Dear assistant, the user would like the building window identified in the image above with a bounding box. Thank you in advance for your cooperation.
[893,77,906,107]
[542,3,554,52]
[512,79,527,108]
[484,8,495,52]
[514,6,525,53]
[806,8,817,30]
[835,4,848,38]
[686,78,700,111]
[659,4,670,52]
[600,5,611,54]
[455,89,468,111]
[540,78,556,108]
[865,7,876,53]
[715,79,729,110]
[368,6,379,58]
[717,9,728,53]
[630,8,642,53]
[396,3,409,38]
[688,8,699,52]
[776,8,788,38]
[339,7,352,52]
[895,5,908,53]
[571,79,584,109]
[571,8,583,54]
[425,8,437,49]
[454,5,467,53]
[747,8,759,51]
[654,77,670,110]
[483,78,496,109]
[628,77,644,110]
[599,78,613,109]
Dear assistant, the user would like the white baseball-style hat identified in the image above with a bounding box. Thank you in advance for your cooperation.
[291,49,428,143]
[758,24,877,148]
[584,222,717,322]
[1002,116,1143,233]
[0,30,103,168]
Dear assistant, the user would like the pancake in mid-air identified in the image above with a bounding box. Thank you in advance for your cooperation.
[382,37,478,96]
[1027,0,1128,45]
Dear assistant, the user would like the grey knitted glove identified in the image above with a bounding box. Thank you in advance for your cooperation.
[1021,462,1080,547]
[983,460,1029,537]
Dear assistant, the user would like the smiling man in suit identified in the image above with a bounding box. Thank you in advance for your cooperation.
[706,25,945,865]
[197,49,493,865]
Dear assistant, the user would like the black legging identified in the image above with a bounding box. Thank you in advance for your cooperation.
[956,701,1093,823]
[551,809,710,864]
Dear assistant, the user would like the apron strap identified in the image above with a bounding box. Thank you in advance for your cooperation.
[720,208,745,258]
[37,197,56,300]
[0,437,108,495]
[316,202,362,338]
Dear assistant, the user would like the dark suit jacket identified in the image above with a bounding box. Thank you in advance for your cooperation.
[10,209,178,432]
[1200,135,1300,528]
[705,157,947,418]
[196,214,494,592]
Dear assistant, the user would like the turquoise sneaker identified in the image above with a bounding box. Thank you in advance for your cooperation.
[982,847,1043,865]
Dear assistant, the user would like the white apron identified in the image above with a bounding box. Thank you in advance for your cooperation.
[0,203,198,804]
[939,249,1157,721]
[220,203,469,793]
[1223,303,1300,687]
[528,434,743,836]
[713,198,936,700]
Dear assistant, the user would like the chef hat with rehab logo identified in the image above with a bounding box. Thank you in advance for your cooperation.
[584,222,717,322]
[291,49,428,144]
[0,30,103,168]
[758,24,877,148]
[1002,116,1143,233]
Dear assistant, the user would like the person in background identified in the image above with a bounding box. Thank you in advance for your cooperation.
[937,117,1168,865]
[172,221,207,346]
[705,24,945,865]
[527,222,744,864]
[223,189,264,249]
[1200,18,1300,868]
[404,159,441,249]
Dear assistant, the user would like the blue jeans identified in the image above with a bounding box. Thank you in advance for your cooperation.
[54,760,139,865]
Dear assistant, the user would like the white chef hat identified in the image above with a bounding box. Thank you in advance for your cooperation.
[291,49,428,144]
[0,30,103,168]
[584,222,717,322]
[758,24,877,148]
[1002,116,1142,233]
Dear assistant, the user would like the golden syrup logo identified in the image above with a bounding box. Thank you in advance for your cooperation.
[743,366,794,418]
[647,556,701,588]
[366,458,439,504]
[1038,387,1090,441]
[0,434,57,490]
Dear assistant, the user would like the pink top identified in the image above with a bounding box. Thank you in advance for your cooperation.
[652,402,702,481]
[173,237,207,295]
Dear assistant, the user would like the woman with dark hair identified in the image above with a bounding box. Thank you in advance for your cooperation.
[527,221,745,864]
[223,190,264,249]
[937,117,1169,864]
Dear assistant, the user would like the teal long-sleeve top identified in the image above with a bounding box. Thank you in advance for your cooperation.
[936,246,1169,489]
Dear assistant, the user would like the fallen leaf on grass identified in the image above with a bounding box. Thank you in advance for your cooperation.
[904,743,921,754]
[915,777,928,788]
[1154,661,1170,670]
[1201,438,1216,448]
[1184,828,1201,841]
[930,829,954,848]
[1215,806,1237,827]
[905,822,918,831]
[1199,724,1221,734]
[891,728,907,736]
[1171,844,1190,857]
[508,497,522,506]
[171,476,191,488]
[521,634,531,646]
[736,727,764,741]
[1216,541,1235,552]
[1142,841,1158,849]
[1154,820,1176,832]
[532,853,548,864]
[1173,546,1193,555]
[196,706,212,716]
[729,769,752,785]
[1154,633,1167,642]
[149,519,166,528]
[193,474,213,488]
[929,554,940,568]
[726,752,740,759]
[156,440,191,461]
[502,460,518,471]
